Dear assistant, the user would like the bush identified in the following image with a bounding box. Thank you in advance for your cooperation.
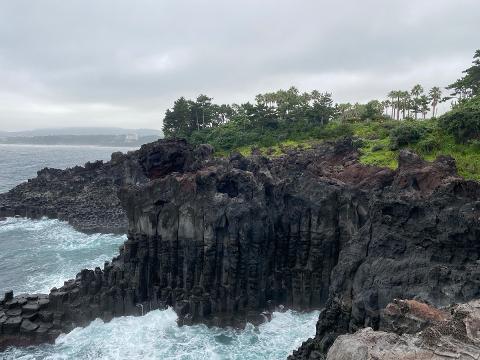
[439,96,480,143]
[470,140,480,152]
[313,123,353,139]
[389,122,426,149]
[417,137,441,153]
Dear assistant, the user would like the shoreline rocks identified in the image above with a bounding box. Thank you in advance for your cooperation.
[0,139,204,234]
[1,138,480,359]
[323,299,480,359]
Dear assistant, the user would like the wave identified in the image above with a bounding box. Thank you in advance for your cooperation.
[2,308,319,360]
[0,217,125,294]
[0,218,319,359]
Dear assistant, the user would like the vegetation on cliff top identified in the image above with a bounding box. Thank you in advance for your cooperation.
[162,50,480,180]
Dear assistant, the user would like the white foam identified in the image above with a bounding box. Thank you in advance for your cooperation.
[0,218,319,359]
[2,308,319,360]
[0,217,125,294]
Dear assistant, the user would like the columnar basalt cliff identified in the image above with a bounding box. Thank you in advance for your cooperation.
[1,138,480,358]
[289,151,480,359]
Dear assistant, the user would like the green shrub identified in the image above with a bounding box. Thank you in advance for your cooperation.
[417,137,441,153]
[313,123,353,139]
[389,122,427,149]
[439,96,480,143]
[470,139,480,152]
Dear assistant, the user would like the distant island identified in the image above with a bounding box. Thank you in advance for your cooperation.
[0,127,163,147]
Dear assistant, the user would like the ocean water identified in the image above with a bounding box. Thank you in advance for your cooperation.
[0,217,126,295]
[0,144,319,360]
[0,144,136,193]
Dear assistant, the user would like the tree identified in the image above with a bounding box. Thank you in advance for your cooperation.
[335,103,353,122]
[400,91,410,119]
[363,100,383,120]
[215,104,234,125]
[390,90,403,120]
[446,49,480,102]
[439,96,480,143]
[411,84,424,120]
[308,92,335,124]
[387,91,397,119]
[419,95,430,119]
[162,97,192,138]
[195,94,213,128]
[381,100,391,117]
[429,87,442,118]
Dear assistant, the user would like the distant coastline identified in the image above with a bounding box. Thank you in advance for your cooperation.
[0,134,161,147]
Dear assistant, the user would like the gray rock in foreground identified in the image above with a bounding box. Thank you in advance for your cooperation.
[325,299,480,360]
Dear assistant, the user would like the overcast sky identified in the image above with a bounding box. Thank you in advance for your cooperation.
[0,0,479,131]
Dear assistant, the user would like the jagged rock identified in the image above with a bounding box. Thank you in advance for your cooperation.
[0,140,151,233]
[1,138,480,359]
[325,300,480,360]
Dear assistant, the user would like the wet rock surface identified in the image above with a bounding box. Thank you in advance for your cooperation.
[1,138,480,358]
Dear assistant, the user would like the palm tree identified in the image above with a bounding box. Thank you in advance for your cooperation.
[381,100,391,117]
[419,95,430,119]
[429,87,442,118]
[411,84,424,120]
[387,91,397,119]
[401,91,410,119]
[389,90,403,120]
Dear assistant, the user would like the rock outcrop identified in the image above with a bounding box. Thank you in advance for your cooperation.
[0,139,199,233]
[1,138,480,358]
[290,150,480,359]
[0,150,142,234]
[324,299,480,359]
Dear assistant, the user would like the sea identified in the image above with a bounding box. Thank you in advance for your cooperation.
[0,144,318,360]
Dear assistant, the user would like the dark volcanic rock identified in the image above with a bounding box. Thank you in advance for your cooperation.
[1,138,480,358]
[289,153,480,359]
[20,319,38,333]
[0,141,159,233]
[324,299,480,359]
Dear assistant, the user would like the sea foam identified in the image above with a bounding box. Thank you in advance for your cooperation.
[0,218,319,360]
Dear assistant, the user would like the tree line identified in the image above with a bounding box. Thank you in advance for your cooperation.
[162,49,480,138]
[162,88,335,138]
[383,85,442,121]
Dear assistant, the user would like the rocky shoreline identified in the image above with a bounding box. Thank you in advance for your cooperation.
[0,145,148,234]
[322,299,480,359]
[1,138,479,358]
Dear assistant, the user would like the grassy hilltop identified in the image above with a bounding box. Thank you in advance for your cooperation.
[192,110,480,181]
[163,50,480,180]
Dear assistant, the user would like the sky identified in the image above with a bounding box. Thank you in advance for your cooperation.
[0,0,479,132]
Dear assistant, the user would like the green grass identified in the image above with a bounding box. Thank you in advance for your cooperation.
[225,139,315,157]
[189,117,480,181]
[351,119,480,181]
[358,137,398,169]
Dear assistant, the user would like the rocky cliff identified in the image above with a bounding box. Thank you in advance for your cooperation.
[1,138,479,357]
[0,145,148,233]
[289,148,480,359]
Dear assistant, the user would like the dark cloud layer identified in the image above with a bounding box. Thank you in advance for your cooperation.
[0,0,478,130]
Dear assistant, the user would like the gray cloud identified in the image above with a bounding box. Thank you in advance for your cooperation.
[0,0,479,130]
